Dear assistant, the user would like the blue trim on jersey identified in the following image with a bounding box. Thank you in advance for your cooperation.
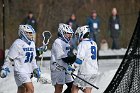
[20,36,31,45]
[75,58,82,65]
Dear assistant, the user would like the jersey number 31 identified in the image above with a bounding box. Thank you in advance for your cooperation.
[25,52,33,63]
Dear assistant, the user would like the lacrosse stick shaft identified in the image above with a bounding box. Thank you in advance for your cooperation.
[40,53,43,67]
[70,73,99,89]
[71,73,84,92]
[53,62,99,90]
[40,31,52,67]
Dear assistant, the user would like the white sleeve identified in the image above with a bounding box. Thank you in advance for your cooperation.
[76,43,86,61]
[32,58,38,70]
[53,42,67,59]
[8,43,19,59]
[2,43,19,69]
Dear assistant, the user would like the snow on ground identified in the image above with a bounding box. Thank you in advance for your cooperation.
[0,49,124,93]
[99,48,126,56]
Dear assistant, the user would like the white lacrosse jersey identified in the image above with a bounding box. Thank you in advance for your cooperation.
[50,38,70,71]
[77,38,98,75]
[3,39,38,74]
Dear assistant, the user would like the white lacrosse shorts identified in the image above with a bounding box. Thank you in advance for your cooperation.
[73,74,97,89]
[51,71,73,85]
[14,72,32,87]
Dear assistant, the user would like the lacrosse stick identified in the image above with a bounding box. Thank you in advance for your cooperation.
[35,75,51,84]
[37,77,51,84]
[36,31,52,83]
[42,31,52,46]
[70,71,84,92]
[71,73,99,89]
[52,62,99,90]
[40,31,52,67]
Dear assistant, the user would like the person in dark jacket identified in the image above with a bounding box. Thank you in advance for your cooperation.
[22,11,37,31]
[87,10,100,49]
[66,13,79,32]
[108,8,121,49]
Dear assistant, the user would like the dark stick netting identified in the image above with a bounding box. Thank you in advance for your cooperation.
[104,12,140,93]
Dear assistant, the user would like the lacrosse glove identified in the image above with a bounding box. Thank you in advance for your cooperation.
[68,65,75,72]
[62,50,76,64]
[33,68,41,78]
[67,65,74,75]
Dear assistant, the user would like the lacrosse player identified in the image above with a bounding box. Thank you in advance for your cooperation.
[50,23,76,93]
[70,25,98,93]
[0,25,41,93]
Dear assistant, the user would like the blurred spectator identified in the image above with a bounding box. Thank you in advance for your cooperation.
[87,10,101,48]
[21,11,37,42]
[66,13,79,32]
[66,13,79,50]
[108,8,121,49]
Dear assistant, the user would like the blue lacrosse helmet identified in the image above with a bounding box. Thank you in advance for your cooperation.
[18,25,35,44]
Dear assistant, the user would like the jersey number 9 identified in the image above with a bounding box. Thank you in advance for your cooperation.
[91,46,97,60]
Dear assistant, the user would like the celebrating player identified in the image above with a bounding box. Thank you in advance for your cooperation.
[70,25,98,93]
[50,23,76,93]
[0,25,41,93]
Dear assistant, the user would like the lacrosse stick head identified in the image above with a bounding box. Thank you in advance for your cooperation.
[42,31,52,45]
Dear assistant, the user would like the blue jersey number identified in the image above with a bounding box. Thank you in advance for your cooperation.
[91,46,97,60]
[25,52,33,63]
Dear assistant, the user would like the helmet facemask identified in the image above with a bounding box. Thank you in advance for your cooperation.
[64,32,73,42]
[25,32,34,41]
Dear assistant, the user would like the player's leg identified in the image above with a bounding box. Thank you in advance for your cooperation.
[51,71,66,93]
[54,84,63,93]
[17,85,26,93]
[15,73,33,93]
[23,82,34,93]
[63,81,73,93]
[64,72,74,93]
[84,87,92,93]
[71,84,79,93]
[84,74,97,93]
